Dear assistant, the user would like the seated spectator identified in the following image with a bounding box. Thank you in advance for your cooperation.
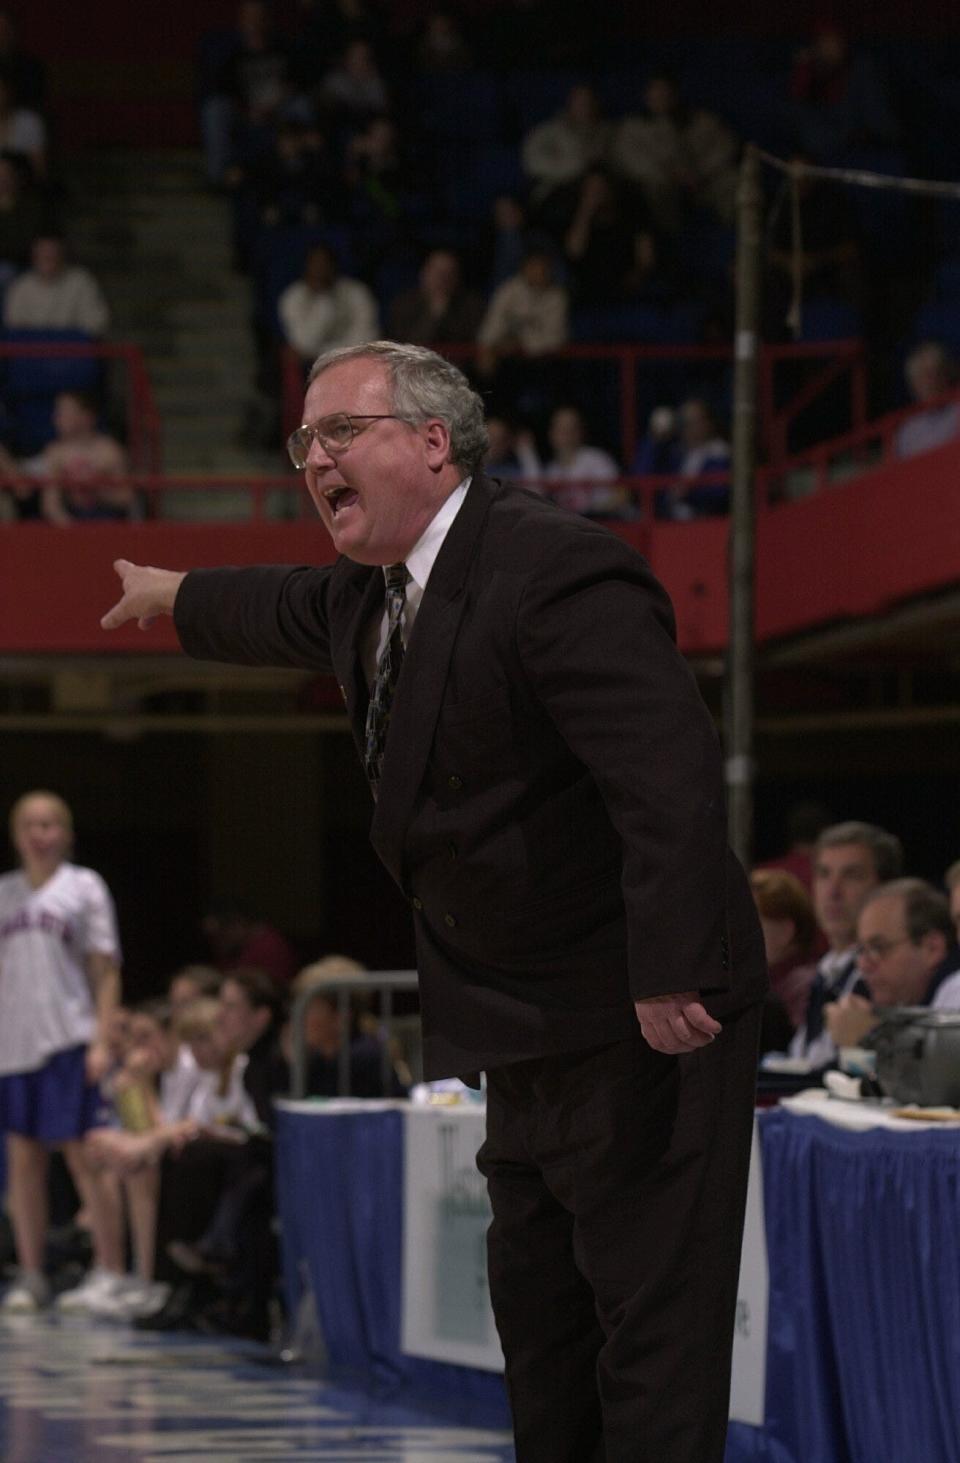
[632,404,681,478]
[750,868,818,1034]
[483,415,540,481]
[0,9,45,111]
[0,75,45,179]
[388,248,484,346]
[826,879,960,1051]
[318,39,388,122]
[654,397,730,521]
[416,11,473,72]
[278,243,379,361]
[146,968,288,1340]
[786,20,899,163]
[894,341,960,460]
[788,820,902,1068]
[540,405,626,519]
[0,152,47,288]
[3,234,110,335]
[476,247,568,377]
[521,84,611,221]
[167,964,222,1017]
[202,0,302,188]
[202,905,299,989]
[484,193,531,292]
[563,169,646,307]
[612,72,739,234]
[240,119,340,230]
[344,114,411,218]
[292,983,406,1099]
[947,859,960,945]
[84,1000,204,1321]
[24,391,131,526]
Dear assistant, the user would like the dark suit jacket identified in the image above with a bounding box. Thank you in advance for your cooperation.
[175,474,767,1079]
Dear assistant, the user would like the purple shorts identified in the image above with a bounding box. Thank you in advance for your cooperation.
[0,1045,110,1142]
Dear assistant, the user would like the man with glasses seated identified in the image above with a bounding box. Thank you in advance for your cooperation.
[826,879,960,1050]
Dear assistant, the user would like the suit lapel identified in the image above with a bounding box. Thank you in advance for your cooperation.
[370,476,496,887]
[330,561,381,761]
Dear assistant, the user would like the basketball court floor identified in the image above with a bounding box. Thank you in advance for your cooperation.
[0,1315,516,1462]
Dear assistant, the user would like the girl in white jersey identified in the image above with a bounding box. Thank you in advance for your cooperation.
[0,790,127,1311]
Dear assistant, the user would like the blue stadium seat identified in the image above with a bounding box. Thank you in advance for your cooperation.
[795,296,863,342]
[0,329,103,454]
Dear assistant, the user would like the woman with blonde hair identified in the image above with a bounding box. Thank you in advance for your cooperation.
[0,790,126,1312]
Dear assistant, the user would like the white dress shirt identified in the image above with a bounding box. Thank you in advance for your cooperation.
[364,478,470,684]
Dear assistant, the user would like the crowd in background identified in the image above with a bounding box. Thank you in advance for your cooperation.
[0,4,959,525]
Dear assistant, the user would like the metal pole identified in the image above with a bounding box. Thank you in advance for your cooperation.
[726,145,763,866]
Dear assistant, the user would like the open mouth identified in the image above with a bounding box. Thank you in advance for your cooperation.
[325,485,359,517]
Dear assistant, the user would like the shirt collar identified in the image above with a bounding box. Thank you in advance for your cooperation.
[399,477,470,594]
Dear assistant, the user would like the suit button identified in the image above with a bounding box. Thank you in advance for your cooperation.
[446,842,458,860]
[444,913,457,928]
[447,774,463,790]
[412,897,423,911]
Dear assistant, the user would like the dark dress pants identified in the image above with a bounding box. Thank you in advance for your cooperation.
[477,1000,762,1463]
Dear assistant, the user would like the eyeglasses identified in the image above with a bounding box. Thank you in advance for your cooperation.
[855,935,914,962]
[287,413,409,468]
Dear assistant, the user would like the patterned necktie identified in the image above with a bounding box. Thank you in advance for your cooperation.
[363,563,409,796]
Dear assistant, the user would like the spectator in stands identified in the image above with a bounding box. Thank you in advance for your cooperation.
[483,415,540,480]
[290,977,406,1098]
[318,39,389,122]
[947,860,960,944]
[612,72,739,234]
[202,0,301,187]
[484,193,531,292]
[563,168,645,307]
[894,341,960,459]
[167,964,222,1016]
[344,116,417,274]
[540,404,627,519]
[787,820,902,1068]
[202,905,299,988]
[0,75,45,180]
[3,234,110,335]
[654,397,730,521]
[786,20,899,163]
[826,879,960,1050]
[241,119,340,230]
[416,11,474,73]
[0,152,46,287]
[750,868,818,1033]
[278,243,379,361]
[521,84,611,223]
[0,10,45,111]
[388,248,483,346]
[83,1000,203,1321]
[476,247,568,377]
[25,390,132,526]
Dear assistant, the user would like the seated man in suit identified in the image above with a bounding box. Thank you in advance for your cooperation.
[827,878,960,1050]
[101,340,766,1463]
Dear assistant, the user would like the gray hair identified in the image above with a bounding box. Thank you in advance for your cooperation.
[307,341,488,476]
[860,877,954,945]
[815,821,903,883]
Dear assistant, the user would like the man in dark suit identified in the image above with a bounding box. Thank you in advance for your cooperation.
[103,341,767,1463]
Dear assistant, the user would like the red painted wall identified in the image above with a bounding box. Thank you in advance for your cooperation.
[2,440,957,659]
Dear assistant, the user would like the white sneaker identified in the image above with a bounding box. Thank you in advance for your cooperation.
[55,1267,127,1314]
[86,1278,171,1322]
[2,1272,51,1312]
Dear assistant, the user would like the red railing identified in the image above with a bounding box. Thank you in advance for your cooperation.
[0,341,163,473]
[282,339,869,474]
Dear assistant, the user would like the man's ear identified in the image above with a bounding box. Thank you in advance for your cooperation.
[423,418,452,470]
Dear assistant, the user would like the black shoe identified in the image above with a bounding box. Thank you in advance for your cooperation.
[133,1283,197,1332]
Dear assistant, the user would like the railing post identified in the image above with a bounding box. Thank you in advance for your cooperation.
[726,144,763,869]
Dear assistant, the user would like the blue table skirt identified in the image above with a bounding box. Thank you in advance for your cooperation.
[274,1106,509,1424]
[275,1105,960,1462]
